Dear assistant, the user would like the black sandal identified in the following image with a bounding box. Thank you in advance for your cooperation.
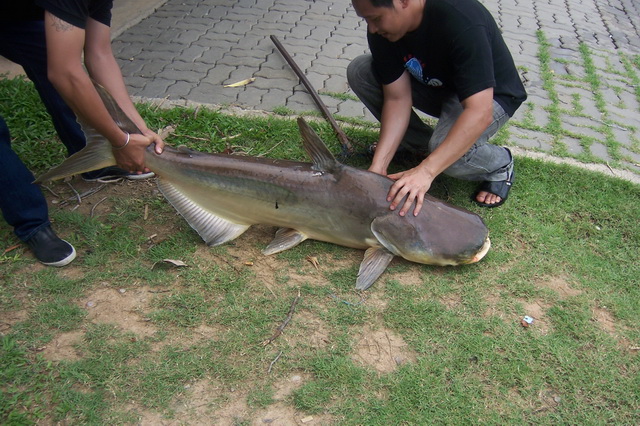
[472,165,515,208]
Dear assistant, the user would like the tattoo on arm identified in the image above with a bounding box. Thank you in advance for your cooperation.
[50,15,74,32]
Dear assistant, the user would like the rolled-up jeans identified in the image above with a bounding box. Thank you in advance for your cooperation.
[0,20,86,241]
[347,54,512,182]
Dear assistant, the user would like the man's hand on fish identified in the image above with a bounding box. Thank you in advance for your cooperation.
[386,165,435,217]
[112,131,165,174]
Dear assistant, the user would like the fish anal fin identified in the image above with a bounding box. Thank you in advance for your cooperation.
[262,227,308,256]
[355,247,395,291]
[157,179,249,246]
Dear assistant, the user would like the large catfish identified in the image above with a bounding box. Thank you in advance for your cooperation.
[36,84,491,290]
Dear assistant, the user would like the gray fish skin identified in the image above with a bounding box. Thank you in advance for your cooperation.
[35,83,490,290]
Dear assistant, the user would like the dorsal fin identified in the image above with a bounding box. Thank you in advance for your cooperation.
[297,117,338,172]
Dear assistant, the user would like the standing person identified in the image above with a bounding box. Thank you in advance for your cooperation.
[36,0,164,175]
[0,1,163,266]
[0,2,81,266]
[347,0,526,217]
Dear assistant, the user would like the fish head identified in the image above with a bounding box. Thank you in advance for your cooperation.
[371,196,490,266]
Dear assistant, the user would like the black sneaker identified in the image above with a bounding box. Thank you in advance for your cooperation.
[26,226,77,267]
[82,166,155,183]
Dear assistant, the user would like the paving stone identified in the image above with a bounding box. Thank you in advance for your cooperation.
[323,75,349,93]
[589,141,613,162]
[118,58,146,76]
[251,77,296,90]
[260,88,290,110]
[611,126,634,148]
[202,64,236,85]
[562,115,605,140]
[124,76,147,92]
[158,67,203,84]
[337,100,374,122]
[607,105,640,129]
[620,147,640,165]
[236,87,267,106]
[168,80,194,99]
[189,83,237,105]
[511,129,554,151]
[140,78,174,98]
[562,136,585,155]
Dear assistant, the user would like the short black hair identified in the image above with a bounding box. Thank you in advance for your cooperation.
[365,0,395,8]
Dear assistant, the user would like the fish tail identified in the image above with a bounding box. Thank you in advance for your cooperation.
[34,137,116,184]
[35,81,141,184]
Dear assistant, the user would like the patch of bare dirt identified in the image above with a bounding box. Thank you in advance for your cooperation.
[132,374,334,425]
[482,290,505,320]
[253,374,335,425]
[537,276,583,298]
[516,276,581,335]
[290,311,331,349]
[351,325,417,374]
[440,293,462,310]
[382,265,424,288]
[79,286,158,339]
[0,309,29,334]
[519,300,552,335]
[592,305,616,334]
[40,330,85,362]
[46,177,160,219]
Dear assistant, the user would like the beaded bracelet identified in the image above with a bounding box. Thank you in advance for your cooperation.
[113,132,130,150]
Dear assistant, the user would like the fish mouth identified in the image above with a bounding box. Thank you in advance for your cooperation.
[470,237,491,263]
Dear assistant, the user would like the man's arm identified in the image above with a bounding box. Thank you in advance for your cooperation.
[43,11,163,173]
[83,18,158,142]
[386,87,494,216]
[368,71,413,176]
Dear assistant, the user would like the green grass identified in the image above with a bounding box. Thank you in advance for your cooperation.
[1,75,639,424]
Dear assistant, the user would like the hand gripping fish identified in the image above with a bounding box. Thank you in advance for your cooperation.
[35,84,491,290]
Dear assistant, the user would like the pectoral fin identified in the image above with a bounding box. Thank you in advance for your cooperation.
[157,179,249,246]
[370,214,407,258]
[355,247,395,290]
[262,228,308,255]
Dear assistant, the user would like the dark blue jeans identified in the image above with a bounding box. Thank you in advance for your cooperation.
[0,20,86,242]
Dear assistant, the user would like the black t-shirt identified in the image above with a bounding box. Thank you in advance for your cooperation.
[34,0,112,29]
[368,0,526,117]
[0,1,43,21]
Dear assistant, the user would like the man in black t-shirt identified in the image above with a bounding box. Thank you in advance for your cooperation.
[36,0,164,173]
[0,0,164,266]
[0,1,84,266]
[348,0,526,216]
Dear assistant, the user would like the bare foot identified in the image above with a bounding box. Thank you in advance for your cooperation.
[475,190,502,206]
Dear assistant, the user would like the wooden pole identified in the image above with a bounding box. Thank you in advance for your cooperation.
[270,35,353,154]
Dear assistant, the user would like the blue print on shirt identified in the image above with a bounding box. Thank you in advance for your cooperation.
[405,57,423,82]
[404,56,443,87]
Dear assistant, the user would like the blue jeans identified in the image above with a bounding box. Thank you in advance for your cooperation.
[347,54,512,182]
[0,20,86,241]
